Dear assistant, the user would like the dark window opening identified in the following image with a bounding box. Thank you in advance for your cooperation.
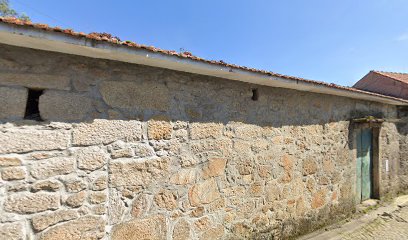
[24,89,43,121]
[398,106,408,118]
[251,88,259,101]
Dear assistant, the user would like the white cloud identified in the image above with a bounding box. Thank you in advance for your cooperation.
[396,33,408,41]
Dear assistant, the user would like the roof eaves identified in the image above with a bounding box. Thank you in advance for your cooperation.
[1,17,408,106]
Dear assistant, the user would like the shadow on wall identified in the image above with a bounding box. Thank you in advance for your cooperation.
[0,43,394,128]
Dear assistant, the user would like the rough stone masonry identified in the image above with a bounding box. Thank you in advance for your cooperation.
[0,43,406,240]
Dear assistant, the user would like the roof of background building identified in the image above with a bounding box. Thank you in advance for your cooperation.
[1,16,408,105]
[373,71,408,84]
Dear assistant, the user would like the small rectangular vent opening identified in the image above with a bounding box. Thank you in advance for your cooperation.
[398,106,408,119]
[251,88,259,101]
[24,89,43,121]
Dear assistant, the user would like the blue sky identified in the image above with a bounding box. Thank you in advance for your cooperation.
[10,0,408,86]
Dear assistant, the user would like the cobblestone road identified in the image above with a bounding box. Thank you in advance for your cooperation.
[340,206,408,240]
[300,196,408,240]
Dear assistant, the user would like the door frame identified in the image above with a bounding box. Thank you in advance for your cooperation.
[353,122,381,202]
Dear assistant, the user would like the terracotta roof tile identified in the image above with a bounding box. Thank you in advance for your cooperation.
[373,71,408,84]
[0,16,407,104]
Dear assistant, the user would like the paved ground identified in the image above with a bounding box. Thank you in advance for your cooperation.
[341,205,408,240]
[299,195,408,240]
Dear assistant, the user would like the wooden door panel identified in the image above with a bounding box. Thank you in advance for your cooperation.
[356,128,373,203]
[356,129,362,204]
[361,128,372,201]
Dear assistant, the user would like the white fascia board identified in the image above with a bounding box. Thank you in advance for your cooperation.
[0,22,407,106]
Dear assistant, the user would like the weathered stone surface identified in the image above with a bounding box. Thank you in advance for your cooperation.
[154,189,177,210]
[237,159,254,175]
[39,216,105,240]
[64,178,87,193]
[340,182,352,201]
[306,178,316,192]
[296,197,307,216]
[0,87,27,120]
[191,207,205,217]
[279,154,294,183]
[190,122,223,140]
[109,157,169,187]
[30,157,75,180]
[234,140,252,155]
[111,147,134,159]
[207,198,226,213]
[121,188,137,199]
[194,216,212,231]
[249,181,265,197]
[133,143,156,158]
[92,204,106,215]
[76,147,108,171]
[89,191,107,204]
[231,222,252,239]
[173,219,191,240]
[189,138,232,158]
[1,167,26,181]
[266,180,282,202]
[311,189,327,209]
[73,120,142,146]
[131,194,150,218]
[199,225,224,240]
[322,158,335,174]
[108,189,125,225]
[0,156,22,167]
[7,183,28,192]
[0,222,24,240]
[72,75,97,92]
[318,176,330,185]
[0,129,70,154]
[121,186,143,198]
[31,180,62,192]
[100,81,170,111]
[66,191,86,208]
[258,165,272,179]
[107,109,122,119]
[170,168,196,185]
[92,176,108,191]
[234,124,263,140]
[4,193,60,213]
[303,158,318,175]
[0,73,70,90]
[32,210,79,232]
[111,215,167,240]
[202,158,227,178]
[39,91,93,121]
[331,191,338,202]
[148,120,172,140]
[30,152,64,160]
[189,178,221,206]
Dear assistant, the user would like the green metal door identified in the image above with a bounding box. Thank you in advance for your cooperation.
[356,128,373,202]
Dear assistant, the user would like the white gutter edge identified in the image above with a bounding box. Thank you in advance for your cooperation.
[0,22,407,106]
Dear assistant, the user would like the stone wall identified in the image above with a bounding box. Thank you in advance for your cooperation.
[0,44,403,239]
[379,122,401,196]
[398,122,408,191]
